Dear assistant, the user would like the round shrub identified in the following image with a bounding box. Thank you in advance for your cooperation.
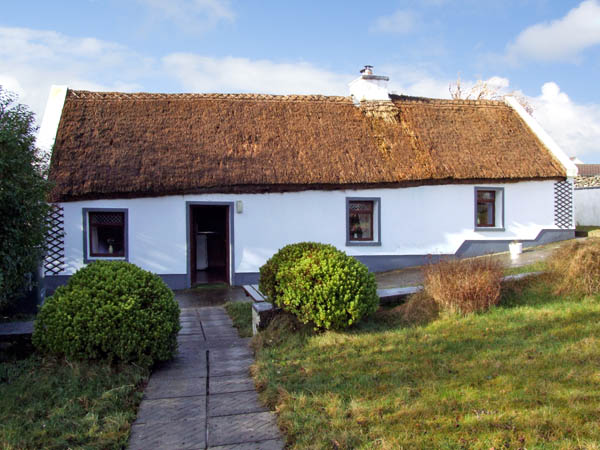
[548,238,600,296]
[33,261,180,366]
[259,242,326,302]
[272,244,379,330]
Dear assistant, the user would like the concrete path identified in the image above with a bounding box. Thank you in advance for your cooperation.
[375,238,577,289]
[129,298,283,449]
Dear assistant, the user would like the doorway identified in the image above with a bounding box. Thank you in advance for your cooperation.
[189,204,230,285]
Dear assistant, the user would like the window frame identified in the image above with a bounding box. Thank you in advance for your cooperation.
[474,187,505,231]
[346,197,381,246]
[83,208,129,263]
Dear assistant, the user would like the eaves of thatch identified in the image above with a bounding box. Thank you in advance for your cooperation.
[48,90,567,202]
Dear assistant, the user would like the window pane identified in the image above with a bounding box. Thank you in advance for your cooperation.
[90,212,124,226]
[477,202,494,227]
[349,201,373,240]
[477,191,495,201]
[89,212,125,256]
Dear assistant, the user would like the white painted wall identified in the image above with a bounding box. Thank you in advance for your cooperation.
[37,85,68,158]
[575,188,600,226]
[57,180,558,279]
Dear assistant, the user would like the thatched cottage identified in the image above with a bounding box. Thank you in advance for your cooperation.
[39,66,577,291]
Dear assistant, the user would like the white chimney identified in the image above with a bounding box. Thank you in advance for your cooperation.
[349,65,390,102]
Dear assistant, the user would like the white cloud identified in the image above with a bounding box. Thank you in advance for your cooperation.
[0,27,152,120]
[530,82,600,160]
[371,9,419,34]
[162,54,351,95]
[506,0,600,63]
[136,0,234,33]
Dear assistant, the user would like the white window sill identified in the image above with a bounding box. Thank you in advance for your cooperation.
[474,227,505,232]
[346,240,382,246]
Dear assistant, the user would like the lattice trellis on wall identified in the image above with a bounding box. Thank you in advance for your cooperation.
[554,180,574,229]
[44,204,65,275]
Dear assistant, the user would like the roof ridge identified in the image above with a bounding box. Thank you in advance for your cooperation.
[390,94,505,106]
[67,89,353,104]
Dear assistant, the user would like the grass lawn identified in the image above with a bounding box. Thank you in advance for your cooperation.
[503,260,547,276]
[224,301,253,337]
[0,354,148,449]
[251,276,600,449]
[576,225,600,232]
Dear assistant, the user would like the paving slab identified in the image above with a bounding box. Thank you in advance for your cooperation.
[210,357,254,377]
[135,396,206,424]
[208,390,267,417]
[144,376,207,400]
[209,375,256,394]
[207,412,281,447]
[208,439,284,450]
[204,327,241,340]
[202,319,235,327]
[210,346,254,361]
[129,420,206,450]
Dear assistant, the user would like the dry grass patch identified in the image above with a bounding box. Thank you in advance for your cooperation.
[376,291,439,326]
[424,257,503,314]
[548,238,600,296]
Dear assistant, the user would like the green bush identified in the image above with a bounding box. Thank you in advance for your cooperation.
[0,87,49,311]
[33,261,180,366]
[266,243,378,330]
[259,242,325,302]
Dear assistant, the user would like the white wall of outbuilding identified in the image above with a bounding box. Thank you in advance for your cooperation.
[575,188,600,226]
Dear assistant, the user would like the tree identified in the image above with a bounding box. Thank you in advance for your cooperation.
[0,86,49,311]
[449,75,534,115]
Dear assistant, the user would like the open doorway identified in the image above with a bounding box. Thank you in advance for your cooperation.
[189,204,230,285]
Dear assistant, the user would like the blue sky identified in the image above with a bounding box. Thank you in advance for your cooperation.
[1,0,599,161]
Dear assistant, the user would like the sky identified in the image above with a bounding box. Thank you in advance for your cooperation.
[1,0,600,161]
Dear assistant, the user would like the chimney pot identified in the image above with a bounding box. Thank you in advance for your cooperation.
[349,65,391,102]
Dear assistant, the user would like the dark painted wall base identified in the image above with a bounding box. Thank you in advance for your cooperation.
[230,228,575,284]
[44,228,575,292]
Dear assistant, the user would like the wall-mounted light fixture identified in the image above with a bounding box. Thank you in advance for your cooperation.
[236,200,243,214]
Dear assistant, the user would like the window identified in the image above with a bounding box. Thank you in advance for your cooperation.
[349,201,373,240]
[476,190,495,227]
[474,187,504,230]
[84,209,128,261]
[346,198,381,245]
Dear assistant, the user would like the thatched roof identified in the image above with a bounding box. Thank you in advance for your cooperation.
[575,175,600,189]
[48,90,566,202]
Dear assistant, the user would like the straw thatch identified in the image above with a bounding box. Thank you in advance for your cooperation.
[575,175,600,189]
[48,90,566,202]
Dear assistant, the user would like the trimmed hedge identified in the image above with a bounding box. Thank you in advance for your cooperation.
[258,242,324,302]
[33,261,180,366]
[260,243,378,330]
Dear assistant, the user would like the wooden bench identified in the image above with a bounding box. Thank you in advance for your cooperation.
[0,320,34,342]
[242,284,266,302]
[377,286,422,305]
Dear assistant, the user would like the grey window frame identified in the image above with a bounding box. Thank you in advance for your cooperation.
[83,208,129,263]
[474,187,505,231]
[346,197,382,246]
